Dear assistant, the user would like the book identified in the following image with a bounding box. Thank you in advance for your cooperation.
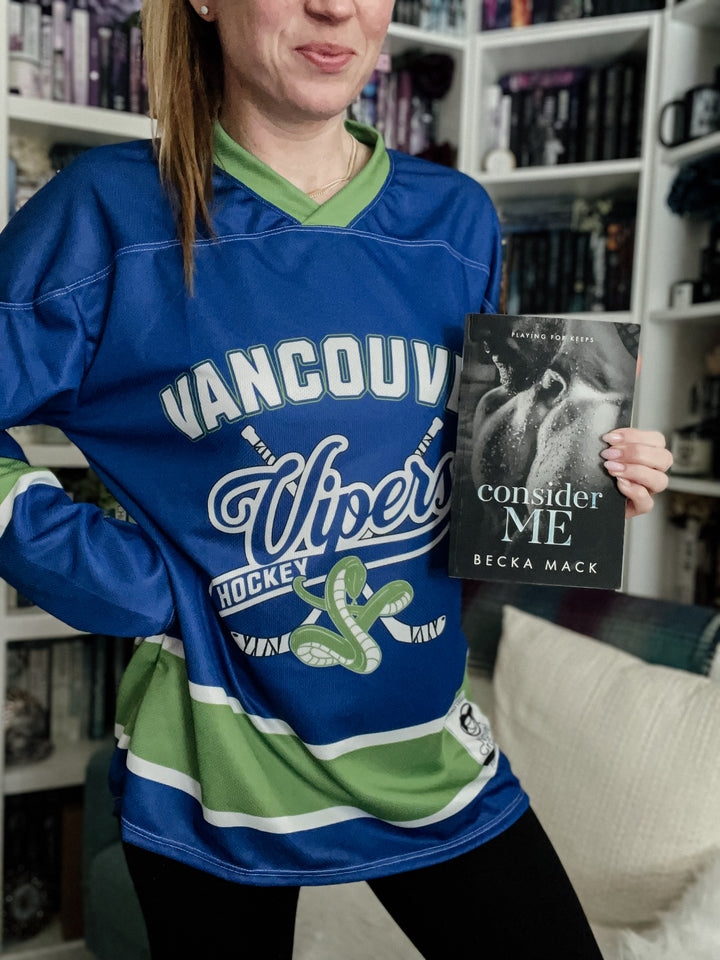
[449,313,640,588]
[71,0,90,105]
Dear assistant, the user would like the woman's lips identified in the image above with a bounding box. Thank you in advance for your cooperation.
[296,44,355,73]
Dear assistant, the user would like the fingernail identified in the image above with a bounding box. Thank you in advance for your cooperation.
[602,432,623,443]
[605,461,625,473]
[616,476,631,486]
[601,448,622,460]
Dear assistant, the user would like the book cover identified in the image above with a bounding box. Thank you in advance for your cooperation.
[449,313,640,589]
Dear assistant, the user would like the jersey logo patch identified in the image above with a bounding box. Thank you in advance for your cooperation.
[290,556,412,674]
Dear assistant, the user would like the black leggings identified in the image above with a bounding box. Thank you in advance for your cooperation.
[123,808,603,960]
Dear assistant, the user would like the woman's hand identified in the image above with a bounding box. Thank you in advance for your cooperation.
[601,428,674,519]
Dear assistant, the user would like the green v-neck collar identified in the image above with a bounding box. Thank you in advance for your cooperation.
[212,119,389,227]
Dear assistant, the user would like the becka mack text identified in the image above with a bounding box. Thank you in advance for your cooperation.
[472,555,598,573]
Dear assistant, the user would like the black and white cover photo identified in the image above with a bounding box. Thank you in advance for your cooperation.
[449,314,640,588]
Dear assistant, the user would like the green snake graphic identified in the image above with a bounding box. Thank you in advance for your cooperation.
[290,557,414,674]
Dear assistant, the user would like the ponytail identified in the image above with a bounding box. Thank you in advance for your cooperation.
[141,0,223,292]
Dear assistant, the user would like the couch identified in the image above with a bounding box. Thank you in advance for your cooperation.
[83,582,720,960]
[462,580,720,959]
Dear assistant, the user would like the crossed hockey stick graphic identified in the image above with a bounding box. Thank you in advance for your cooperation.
[232,421,448,672]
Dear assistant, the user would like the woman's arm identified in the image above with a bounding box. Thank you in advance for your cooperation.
[1,169,176,636]
[0,431,175,636]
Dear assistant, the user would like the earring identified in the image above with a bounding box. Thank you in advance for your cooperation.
[200,4,209,14]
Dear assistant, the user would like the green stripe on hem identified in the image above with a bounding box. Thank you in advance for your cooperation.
[117,641,487,824]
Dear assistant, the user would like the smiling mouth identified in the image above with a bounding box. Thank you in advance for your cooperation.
[296,44,355,73]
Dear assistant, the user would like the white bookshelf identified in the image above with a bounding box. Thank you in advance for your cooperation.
[624,2,720,599]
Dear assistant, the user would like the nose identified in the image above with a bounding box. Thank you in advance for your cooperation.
[304,0,355,21]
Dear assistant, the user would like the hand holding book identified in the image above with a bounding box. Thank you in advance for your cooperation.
[601,427,673,520]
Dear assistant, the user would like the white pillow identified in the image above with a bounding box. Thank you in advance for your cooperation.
[493,605,720,929]
[611,853,720,960]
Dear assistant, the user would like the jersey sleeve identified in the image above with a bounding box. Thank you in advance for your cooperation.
[481,201,503,314]
[0,166,176,638]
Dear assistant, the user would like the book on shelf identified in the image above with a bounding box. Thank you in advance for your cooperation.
[481,0,662,28]
[484,58,645,170]
[3,785,84,944]
[498,194,637,314]
[392,0,467,34]
[351,49,456,165]
[449,313,640,589]
[6,0,147,115]
[668,493,720,607]
[4,634,135,762]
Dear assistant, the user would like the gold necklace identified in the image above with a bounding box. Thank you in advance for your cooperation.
[306,135,359,202]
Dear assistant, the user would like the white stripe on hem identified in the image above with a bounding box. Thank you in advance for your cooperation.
[124,749,494,834]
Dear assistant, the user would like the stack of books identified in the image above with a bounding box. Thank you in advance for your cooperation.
[392,0,468,34]
[498,195,637,314]
[5,633,135,757]
[482,0,664,30]
[484,59,646,170]
[7,0,146,113]
[351,50,456,163]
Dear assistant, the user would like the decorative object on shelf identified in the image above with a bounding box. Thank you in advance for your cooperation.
[658,68,720,148]
[698,221,720,303]
[4,688,53,765]
[4,642,52,766]
[7,132,53,214]
[666,222,720,306]
[670,346,720,479]
[667,152,720,222]
[667,492,720,606]
[669,278,696,308]
[2,867,52,941]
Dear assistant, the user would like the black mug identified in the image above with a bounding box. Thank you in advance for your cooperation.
[659,84,720,147]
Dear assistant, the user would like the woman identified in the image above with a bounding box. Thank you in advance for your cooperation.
[0,1,671,957]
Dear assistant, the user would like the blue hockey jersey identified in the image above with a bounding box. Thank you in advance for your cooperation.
[0,122,528,885]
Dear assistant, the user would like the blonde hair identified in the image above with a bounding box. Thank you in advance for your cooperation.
[141,0,224,291]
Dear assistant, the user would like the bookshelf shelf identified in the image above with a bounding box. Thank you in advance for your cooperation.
[8,95,152,146]
[2,611,87,645]
[3,737,112,796]
[650,301,720,323]
[477,11,658,48]
[479,159,642,200]
[661,130,720,168]
[387,23,470,49]
[2,934,90,960]
[23,444,89,470]
[667,475,720,497]
[2,930,90,960]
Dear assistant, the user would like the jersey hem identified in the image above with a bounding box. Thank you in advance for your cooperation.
[119,791,529,888]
